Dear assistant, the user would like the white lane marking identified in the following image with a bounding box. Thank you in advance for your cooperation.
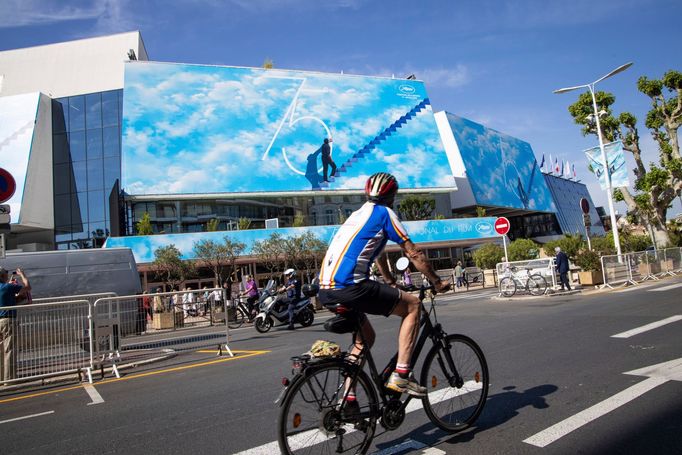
[421,448,447,454]
[372,438,447,454]
[524,357,682,448]
[523,376,667,447]
[84,383,105,405]
[649,283,682,292]
[0,410,54,425]
[611,315,682,338]
[233,382,482,455]
[614,286,641,293]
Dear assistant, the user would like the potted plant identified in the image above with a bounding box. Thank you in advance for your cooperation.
[574,250,604,285]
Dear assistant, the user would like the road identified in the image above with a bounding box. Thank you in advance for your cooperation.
[1,280,681,454]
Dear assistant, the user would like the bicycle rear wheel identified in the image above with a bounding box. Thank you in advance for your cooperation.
[527,274,547,296]
[228,307,246,329]
[278,363,378,454]
[420,334,489,432]
[499,277,516,297]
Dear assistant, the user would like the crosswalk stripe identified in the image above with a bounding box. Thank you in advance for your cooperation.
[611,315,682,338]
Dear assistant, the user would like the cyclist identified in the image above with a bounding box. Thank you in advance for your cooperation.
[318,172,451,398]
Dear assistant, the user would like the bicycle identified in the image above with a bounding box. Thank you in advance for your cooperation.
[276,285,489,454]
[498,266,547,297]
[227,294,254,329]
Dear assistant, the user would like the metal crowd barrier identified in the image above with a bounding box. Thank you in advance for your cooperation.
[495,258,559,290]
[0,300,91,385]
[600,247,682,288]
[33,292,117,305]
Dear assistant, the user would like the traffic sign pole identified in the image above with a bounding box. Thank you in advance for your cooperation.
[502,235,508,262]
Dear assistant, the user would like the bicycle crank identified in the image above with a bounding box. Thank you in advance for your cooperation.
[380,399,405,430]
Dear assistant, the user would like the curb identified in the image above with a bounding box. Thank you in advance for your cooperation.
[491,289,583,301]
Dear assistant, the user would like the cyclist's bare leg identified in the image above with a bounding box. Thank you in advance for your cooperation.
[390,291,421,367]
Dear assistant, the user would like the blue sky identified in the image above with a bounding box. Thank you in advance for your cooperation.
[1,0,681,216]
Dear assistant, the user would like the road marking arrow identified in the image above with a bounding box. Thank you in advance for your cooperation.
[523,357,682,448]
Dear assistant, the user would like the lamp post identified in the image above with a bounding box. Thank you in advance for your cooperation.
[554,62,633,257]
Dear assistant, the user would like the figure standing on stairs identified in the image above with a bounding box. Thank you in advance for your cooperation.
[321,137,337,182]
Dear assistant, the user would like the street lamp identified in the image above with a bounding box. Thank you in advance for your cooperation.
[554,62,633,256]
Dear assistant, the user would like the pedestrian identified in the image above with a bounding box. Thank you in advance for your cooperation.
[212,285,223,312]
[153,287,164,314]
[240,275,260,320]
[454,261,464,288]
[0,268,31,383]
[402,268,413,288]
[321,137,337,182]
[142,291,152,321]
[555,247,572,291]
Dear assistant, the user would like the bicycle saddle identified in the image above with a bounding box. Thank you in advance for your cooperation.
[323,304,360,334]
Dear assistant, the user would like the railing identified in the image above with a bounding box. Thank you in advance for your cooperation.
[1,300,91,385]
[601,247,682,288]
[495,258,559,290]
[0,288,233,386]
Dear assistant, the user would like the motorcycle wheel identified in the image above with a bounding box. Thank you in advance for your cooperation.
[299,308,314,327]
[255,316,273,333]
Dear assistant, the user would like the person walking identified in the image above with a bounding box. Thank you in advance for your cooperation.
[555,247,572,291]
[321,137,337,183]
[454,261,464,288]
[0,268,31,383]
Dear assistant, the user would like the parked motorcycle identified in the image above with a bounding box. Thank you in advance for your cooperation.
[254,281,317,333]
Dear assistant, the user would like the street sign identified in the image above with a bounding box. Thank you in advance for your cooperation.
[0,204,9,214]
[0,234,5,260]
[582,213,591,227]
[0,168,16,204]
[579,197,590,214]
[494,217,510,236]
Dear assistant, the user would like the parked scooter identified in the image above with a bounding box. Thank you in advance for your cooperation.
[254,280,317,333]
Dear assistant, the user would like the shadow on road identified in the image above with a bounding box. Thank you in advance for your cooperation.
[374,383,558,451]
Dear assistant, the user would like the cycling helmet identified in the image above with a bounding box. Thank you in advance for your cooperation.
[284,268,295,276]
[365,172,399,204]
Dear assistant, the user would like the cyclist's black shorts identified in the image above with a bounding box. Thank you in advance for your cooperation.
[318,280,401,317]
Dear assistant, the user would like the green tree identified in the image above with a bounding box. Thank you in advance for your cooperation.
[508,238,539,261]
[206,218,220,232]
[192,237,245,286]
[475,206,487,217]
[252,233,284,279]
[153,244,193,290]
[542,233,584,258]
[472,243,505,269]
[398,195,435,221]
[263,58,274,69]
[136,212,153,235]
[238,217,252,230]
[299,231,328,282]
[566,70,682,247]
[293,213,305,227]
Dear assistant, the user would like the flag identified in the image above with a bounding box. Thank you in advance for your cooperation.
[548,154,553,173]
[572,163,577,179]
[584,140,629,190]
[554,157,560,174]
[564,160,571,178]
[539,154,545,172]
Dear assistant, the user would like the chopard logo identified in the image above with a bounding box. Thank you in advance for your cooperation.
[475,222,493,234]
[398,84,416,94]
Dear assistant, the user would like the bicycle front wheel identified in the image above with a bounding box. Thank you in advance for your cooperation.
[420,334,489,432]
[499,277,516,297]
[228,307,246,329]
[527,274,547,296]
[278,363,378,454]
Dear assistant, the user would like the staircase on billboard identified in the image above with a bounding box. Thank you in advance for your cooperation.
[320,98,431,188]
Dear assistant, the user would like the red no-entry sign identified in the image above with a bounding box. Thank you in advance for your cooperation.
[494,217,510,236]
[0,168,16,204]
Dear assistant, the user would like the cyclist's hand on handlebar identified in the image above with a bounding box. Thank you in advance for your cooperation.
[434,280,451,294]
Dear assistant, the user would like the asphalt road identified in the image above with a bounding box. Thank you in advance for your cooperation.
[1,280,681,455]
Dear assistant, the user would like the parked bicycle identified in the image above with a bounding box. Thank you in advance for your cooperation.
[499,265,547,297]
[276,283,489,454]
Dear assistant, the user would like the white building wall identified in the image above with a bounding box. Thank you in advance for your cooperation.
[0,31,148,98]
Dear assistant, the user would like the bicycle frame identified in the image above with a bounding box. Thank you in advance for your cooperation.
[340,288,461,414]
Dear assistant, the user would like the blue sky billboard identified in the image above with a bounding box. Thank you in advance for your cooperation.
[104,217,499,264]
[445,113,556,213]
[584,140,630,190]
[122,62,456,196]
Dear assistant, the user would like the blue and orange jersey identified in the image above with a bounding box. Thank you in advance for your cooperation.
[319,202,410,289]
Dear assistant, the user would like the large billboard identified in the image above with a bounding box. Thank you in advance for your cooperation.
[122,62,455,196]
[445,113,556,212]
[0,92,39,223]
[584,140,629,190]
[104,217,499,264]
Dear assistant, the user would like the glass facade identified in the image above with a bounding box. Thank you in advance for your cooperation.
[543,174,605,237]
[52,90,123,249]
